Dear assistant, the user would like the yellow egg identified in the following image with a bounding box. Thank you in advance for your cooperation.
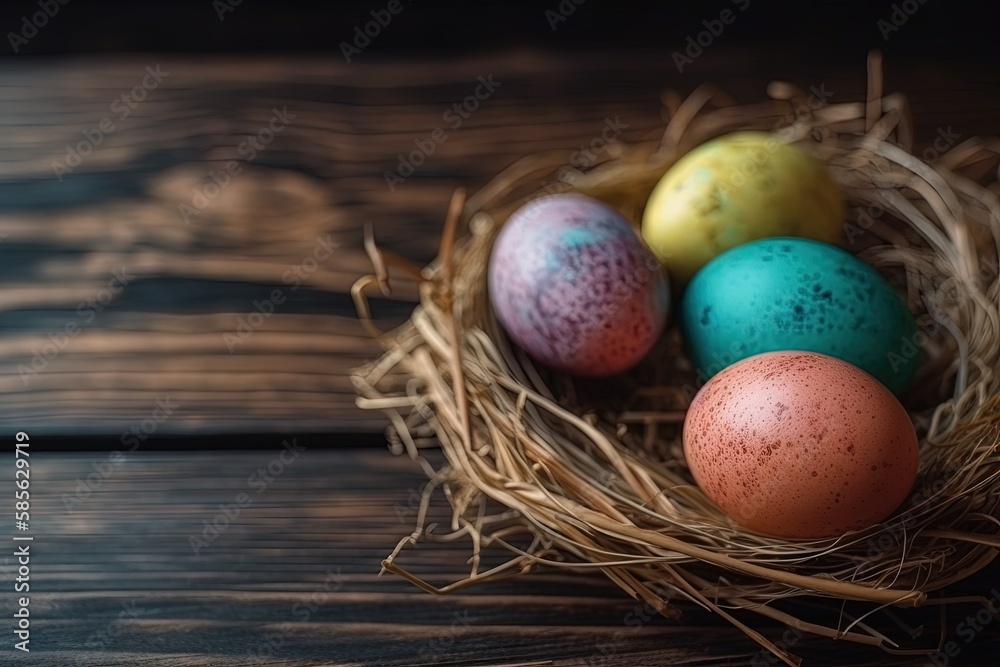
[641,132,844,284]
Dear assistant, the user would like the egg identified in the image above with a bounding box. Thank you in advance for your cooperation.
[681,237,919,394]
[488,193,670,377]
[683,351,919,539]
[642,132,844,283]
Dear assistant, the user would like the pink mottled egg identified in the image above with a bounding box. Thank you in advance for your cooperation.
[683,351,919,539]
[488,194,670,377]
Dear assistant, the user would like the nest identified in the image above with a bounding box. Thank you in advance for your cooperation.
[352,52,1000,665]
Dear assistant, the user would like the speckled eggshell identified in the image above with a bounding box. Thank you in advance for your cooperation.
[681,237,919,394]
[488,193,670,377]
[683,351,919,539]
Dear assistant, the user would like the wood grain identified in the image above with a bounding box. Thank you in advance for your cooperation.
[6,448,998,666]
[1,52,999,435]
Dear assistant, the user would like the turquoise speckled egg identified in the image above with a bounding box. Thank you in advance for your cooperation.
[681,238,918,394]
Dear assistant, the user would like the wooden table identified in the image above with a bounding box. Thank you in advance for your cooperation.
[3,52,999,665]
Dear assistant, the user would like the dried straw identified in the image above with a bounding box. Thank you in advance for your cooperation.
[352,52,1000,665]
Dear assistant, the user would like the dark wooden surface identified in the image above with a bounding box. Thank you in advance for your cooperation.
[3,448,996,666]
[2,52,1000,436]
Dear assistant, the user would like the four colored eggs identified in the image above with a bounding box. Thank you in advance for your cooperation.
[486,132,922,538]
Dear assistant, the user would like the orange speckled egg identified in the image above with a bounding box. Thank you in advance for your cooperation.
[683,351,919,539]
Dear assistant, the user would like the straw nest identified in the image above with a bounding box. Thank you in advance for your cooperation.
[352,53,1000,664]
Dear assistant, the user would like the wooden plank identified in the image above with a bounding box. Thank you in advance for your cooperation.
[1,52,999,434]
[5,448,998,665]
